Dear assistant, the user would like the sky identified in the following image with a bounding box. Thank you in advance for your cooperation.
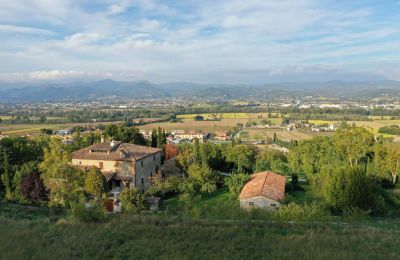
[1,0,400,84]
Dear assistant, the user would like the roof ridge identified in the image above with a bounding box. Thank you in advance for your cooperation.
[260,171,270,196]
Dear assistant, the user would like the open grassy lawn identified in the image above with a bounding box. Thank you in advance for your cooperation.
[2,199,400,259]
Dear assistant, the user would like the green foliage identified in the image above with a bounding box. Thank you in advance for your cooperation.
[146,175,181,198]
[373,143,400,184]
[1,150,13,200]
[70,201,107,222]
[320,166,385,215]
[225,173,249,196]
[193,115,204,121]
[84,167,108,199]
[120,188,146,213]
[40,139,85,206]
[333,127,375,167]
[275,202,326,221]
[187,164,217,194]
[103,124,146,145]
[224,145,256,173]
[255,149,289,174]
[378,125,400,135]
[151,129,157,147]
[289,137,339,181]
[175,144,193,172]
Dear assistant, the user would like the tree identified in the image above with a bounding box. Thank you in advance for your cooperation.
[333,127,375,167]
[120,188,145,213]
[255,149,289,175]
[225,145,256,173]
[84,167,108,199]
[225,173,249,196]
[20,172,47,203]
[192,138,201,164]
[194,115,204,121]
[273,132,278,144]
[320,166,384,214]
[156,127,165,149]
[40,128,53,135]
[1,149,13,200]
[176,145,193,172]
[40,139,84,206]
[39,113,47,123]
[187,163,217,194]
[104,124,146,145]
[373,143,400,184]
[165,143,179,161]
[151,129,157,147]
[289,136,340,182]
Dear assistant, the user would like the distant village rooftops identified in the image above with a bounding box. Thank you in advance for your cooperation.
[239,171,286,201]
[71,141,162,161]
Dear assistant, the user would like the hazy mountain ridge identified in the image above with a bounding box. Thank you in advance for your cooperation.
[0,79,400,102]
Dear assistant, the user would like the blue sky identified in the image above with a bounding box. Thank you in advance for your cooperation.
[1,0,400,83]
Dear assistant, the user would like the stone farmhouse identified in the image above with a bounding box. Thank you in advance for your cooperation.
[239,171,286,210]
[71,140,162,195]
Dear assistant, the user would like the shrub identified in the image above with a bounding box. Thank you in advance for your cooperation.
[20,172,47,203]
[225,173,249,196]
[70,202,107,222]
[274,202,327,221]
[84,167,108,199]
[321,166,385,215]
[120,188,145,213]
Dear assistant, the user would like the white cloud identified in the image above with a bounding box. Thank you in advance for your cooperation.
[0,1,399,83]
[0,24,54,35]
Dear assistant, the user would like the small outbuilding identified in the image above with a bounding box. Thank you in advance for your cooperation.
[239,171,286,211]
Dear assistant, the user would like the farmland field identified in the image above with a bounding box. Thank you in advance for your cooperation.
[177,113,279,120]
[139,118,250,132]
[0,116,66,120]
[239,129,334,141]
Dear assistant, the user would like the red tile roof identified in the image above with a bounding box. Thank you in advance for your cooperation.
[71,142,162,162]
[239,171,286,201]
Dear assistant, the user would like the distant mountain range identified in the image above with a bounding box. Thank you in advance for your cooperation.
[0,79,400,102]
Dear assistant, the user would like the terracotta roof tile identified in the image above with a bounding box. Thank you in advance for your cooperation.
[71,142,162,161]
[239,171,286,201]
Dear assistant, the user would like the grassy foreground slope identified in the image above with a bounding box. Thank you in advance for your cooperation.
[1,203,400,259]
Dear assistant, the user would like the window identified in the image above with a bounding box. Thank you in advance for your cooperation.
[153,155,155,161]
[78,161,81,165]
[141,161,144,167]
[249,202,254,206]
[141,178,144,184]
[271,204,276,207]
[115,180,121,187]
[99,162,104,169]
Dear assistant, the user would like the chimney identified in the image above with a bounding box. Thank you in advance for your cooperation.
[101,135,105,143]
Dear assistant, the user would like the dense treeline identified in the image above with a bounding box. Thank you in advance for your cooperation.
[2,105,400,124]
[1,121,400,220]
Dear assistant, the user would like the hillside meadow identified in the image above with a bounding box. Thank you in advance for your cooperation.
[1,202,400,259]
